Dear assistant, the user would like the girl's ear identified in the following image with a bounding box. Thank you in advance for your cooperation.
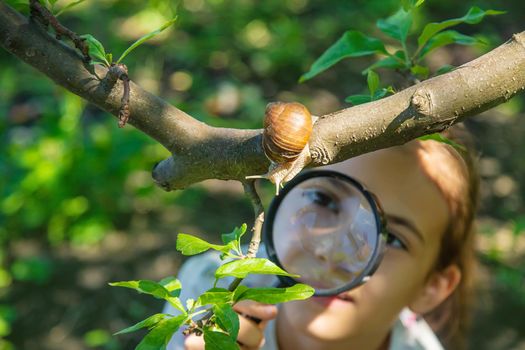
[409,264,461,315]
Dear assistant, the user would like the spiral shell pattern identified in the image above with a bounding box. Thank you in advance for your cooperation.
[262,102,312,163]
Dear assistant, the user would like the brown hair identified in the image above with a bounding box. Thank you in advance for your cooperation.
[417,125,480,349]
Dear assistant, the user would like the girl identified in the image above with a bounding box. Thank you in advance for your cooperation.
[167,126,479,350]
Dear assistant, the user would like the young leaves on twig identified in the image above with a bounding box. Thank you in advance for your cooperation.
[116,17,177,64]
[81,17,177,68]
[299,31,387,82]
[110,224,314,350]
[79,34,111,67]
[301,3,503,102]
[346,70,394,105]
[54,0,86,17]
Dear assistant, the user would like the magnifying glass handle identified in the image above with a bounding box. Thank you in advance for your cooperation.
[238,312,262,325]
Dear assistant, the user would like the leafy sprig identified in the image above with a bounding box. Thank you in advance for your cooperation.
[110,224,314,350]
[300,1,504,105]
[80,17,177,68]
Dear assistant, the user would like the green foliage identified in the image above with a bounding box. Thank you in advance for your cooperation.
[215,258,299,279]
[135,315,186,350]
[54,0,86,17]
[84,329,112,348]
[111,226,314,349]
[301,3,504,104]
[116,17,178,64]
[10,257,52,284]
[114,314,168,335]
[418,30,485,59]
[109,279,182,300]
[176,234,232,256]
[345,70,395,105]
[203,330,239,350]
[376,8,412,44]
[212,303,239,340]
[80,17,177,67]
[299,31,387,82]
[80,34,111,66]
[416,7,505,53]
[234,284,315,304]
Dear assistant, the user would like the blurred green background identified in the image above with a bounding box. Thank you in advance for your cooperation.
[1,0,524,349]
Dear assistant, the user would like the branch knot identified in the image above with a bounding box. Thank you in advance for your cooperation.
[411,89,433,117]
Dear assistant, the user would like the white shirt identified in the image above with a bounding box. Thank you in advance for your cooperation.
[164,249,444,350]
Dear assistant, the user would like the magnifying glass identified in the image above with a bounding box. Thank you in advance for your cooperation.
[263,170,387,296]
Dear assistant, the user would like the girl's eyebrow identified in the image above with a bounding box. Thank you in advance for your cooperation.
[384,214,425,244]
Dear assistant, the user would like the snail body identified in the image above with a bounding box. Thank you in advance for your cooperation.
[247,102,315,194]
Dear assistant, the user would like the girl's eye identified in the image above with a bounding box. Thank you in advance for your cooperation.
[303,189,339,213]
[386,231,407,250]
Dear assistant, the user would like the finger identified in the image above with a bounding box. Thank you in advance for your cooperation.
[184,334,205,350]
[236,314,265,349]
[234,300,278,324]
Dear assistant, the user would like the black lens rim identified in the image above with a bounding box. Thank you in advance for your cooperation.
[263,170,386,296]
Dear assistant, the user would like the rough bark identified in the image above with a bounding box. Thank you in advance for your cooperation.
[1,3,525,190]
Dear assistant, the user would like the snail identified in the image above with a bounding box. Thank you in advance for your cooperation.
[247,102,317,194]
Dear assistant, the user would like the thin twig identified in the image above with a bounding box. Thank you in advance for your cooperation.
[242,179,265,259]
[226,180,265,291]
[29,0,89,61]
[108,63,131,127]
[194,180,265,329]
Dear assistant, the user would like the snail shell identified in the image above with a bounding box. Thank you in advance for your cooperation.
[262,102,313,164]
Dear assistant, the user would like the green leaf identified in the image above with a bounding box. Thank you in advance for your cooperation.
[363,51,406,73]
[116,17,178,64]
[436,64,455,75]
[345,94,371,105]
[89,61,107,66]
[234,284,315,304]
[221,224,247,245]
[176,234,230,256]
[417,7,505,51]
[300,30,387,82]
[372,87,394,101]
[213,304,239,340]
[5,1,29,11]
[402,0,425,11]
[418,133,466,152]
[109,280,173,300]
[203,329,239,350]
[79,34,109,66]
[159,276,182,296]
[54,0,86,17]
[215,258,299,279]
[376,8,412,43]
[197,288,233,306]
[419,30,484,58]
[166,296,186,314]
[137,315,186,350]
[114,314,167,335]
[105,53,113,65]
[410,65,429,79]
[367,70,380,97]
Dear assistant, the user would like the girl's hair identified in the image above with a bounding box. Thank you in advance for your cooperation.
[417,124,480,349]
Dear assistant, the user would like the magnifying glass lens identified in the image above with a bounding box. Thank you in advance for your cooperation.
[269,175,380,294]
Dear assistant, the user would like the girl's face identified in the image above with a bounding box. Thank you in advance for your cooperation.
[279,141,452,341]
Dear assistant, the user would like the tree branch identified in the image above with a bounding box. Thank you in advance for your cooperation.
[2,3,525,191]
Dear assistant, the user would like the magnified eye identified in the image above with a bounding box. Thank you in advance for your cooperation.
[386,231,407,250]
[302,188,339,213]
